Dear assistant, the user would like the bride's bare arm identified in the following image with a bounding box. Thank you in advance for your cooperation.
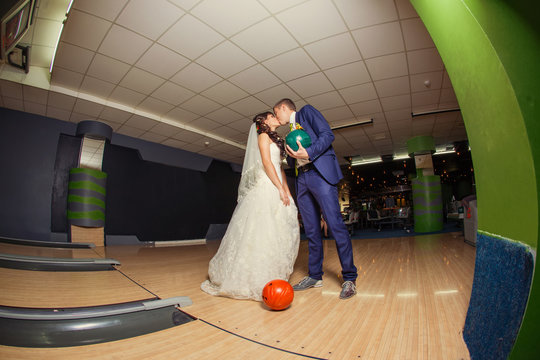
[281,167,292,198]
[258,133,290,206]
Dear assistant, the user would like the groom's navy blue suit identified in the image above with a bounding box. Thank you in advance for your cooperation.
[287,105,357,282]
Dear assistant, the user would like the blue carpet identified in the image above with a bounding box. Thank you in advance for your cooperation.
[301,221,462,241]
[463,232,533,359]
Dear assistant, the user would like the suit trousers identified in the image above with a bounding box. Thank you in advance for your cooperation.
[296,168,357,282]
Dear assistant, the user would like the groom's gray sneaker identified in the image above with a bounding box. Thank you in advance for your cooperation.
[293,276,323,291]
[339,281,356,299]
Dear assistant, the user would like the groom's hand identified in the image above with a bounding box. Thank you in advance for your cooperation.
[286,140,309,160]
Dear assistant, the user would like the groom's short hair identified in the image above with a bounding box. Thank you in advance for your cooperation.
[274,98,296,111]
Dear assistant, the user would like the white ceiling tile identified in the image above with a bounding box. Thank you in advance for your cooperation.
[53,42,95,74]
[108,86,147,106]
[48,92,76,110]
[201,81,249,105]
[411,90,441,108]
[231,17,298,62]
[335,0,398,29]
[380,94,411,112]
[257,0,306,13]
[228,96,268,117]
[164,107,200,124]
[263,48,318,82]
[196,41,256,78]
[365,53,408,80]
[73,0,128,21]
[24,101,47,116]
[137,97,175,116]
[125,114,159,130]
[158,14,224,60]
[99,106,132,124]
[119,68,165,95]
[322,106,354,123]
[305,33,361,70]
[410,71,443,92]
[229,65,281,94]
[385,108,411,121]
[352,21,404,59]
[138,131,168,143]
[116,0,184,40]
[73,98,104,117]
[61,10,111,51]
[117,124,146,137]
[339,83,377,104]
[192,0,269,37]
[288,73,334,98]
[324,61,371,89]
[33,18,63,48]
[167,0,199,11]
[171,129,204,143]
[440,88,458,103]
[170,62,222,92]
[349,99,382,117]
[228,117,252,133]
[255,84,300,107]
[46,105,72,121]
[401,18,435,51]
[99,25,153,64]
[151,81,195,106]
[148,122,181,137]
[277,0,347,45]
[189,117,221,131]
[79,76,116,98]
[389,118,413,130]
[50,67,84,90]
[305,91,346,111]
[23,85,48,104]
[374,76,410,97]
[212,125,242,139]
[395,0,418,19]
[181,95,221,115]
[136,44,190,79]
[3,97,24,111]
[407,48,444,74]
[87,54,131,84]
[70,111,95,123]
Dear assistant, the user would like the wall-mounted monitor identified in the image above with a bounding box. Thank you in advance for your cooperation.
[1,0,36,60]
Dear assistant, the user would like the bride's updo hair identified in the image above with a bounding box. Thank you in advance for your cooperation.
[253,111,285,158]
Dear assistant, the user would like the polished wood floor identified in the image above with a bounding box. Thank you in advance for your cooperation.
[0,232,475,359]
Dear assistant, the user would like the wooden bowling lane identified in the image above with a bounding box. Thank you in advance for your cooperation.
[99,232,475,359]
[0,318,306,360]
[0,242,101,259]
[0,268,156,308]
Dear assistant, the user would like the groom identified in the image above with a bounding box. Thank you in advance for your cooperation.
[273,99,357,300]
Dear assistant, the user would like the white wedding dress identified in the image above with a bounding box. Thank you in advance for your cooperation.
[201,125,300,301]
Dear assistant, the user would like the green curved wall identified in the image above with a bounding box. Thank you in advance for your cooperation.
[410,0,540,357]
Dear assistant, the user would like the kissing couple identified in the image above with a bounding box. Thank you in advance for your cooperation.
[201,99,358,301]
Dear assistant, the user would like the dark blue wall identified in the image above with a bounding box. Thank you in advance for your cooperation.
[0,107,76,240]
[0,106,241,242]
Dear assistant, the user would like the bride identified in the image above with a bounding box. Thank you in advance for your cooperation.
[201,111,300,301]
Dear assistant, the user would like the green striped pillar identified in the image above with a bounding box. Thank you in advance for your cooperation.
[412,175,443,232]
[407,135,442,233]
[67,168,107,227]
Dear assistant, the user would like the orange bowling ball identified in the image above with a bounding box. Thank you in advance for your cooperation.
[262,280,294,310]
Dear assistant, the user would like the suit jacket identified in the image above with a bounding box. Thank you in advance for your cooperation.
[287,105,343,185]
